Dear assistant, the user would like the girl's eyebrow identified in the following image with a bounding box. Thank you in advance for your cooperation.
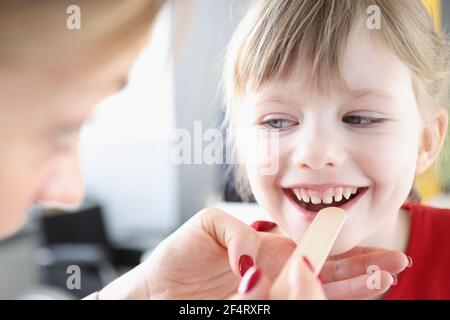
[253,98,298,110]
[348,88,396,101]
[252,88,397,108]
[253,91,299,106]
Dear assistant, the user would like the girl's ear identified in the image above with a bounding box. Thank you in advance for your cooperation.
[416,108,448,174]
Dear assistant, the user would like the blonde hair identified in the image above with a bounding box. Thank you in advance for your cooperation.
[222,0,450,201]
[0,0,166,66]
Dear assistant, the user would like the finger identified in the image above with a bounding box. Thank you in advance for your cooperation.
[289,256,326,300]
[197,208,261,277]
[323,270,395,300]
[229,267,271,300]
[328,246,386,260]
[321,250,409,283]
[256,232,296,281]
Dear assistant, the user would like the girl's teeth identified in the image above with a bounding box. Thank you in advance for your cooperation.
[293,189,302,203]
[311,196,321,204]
[343,188,352,199]
[292,187,360,204]
[323,196,333,204]
[333,187,343,202]
[301,189,310,203]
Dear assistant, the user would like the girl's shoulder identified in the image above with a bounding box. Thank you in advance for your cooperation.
[385,200,450,299]
[402,200,450,225]
[402,200,450,262]
[403,200,450,248]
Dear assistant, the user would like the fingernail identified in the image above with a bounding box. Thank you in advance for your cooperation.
[239,254,254,276]
[407,256,413,268]
[250,220,277,232]
[391,274,398,286]
[238,267,261,294]
[302,255,315,274]
[317,273,324,284]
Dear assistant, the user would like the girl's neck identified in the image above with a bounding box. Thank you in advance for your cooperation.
[359,208,411,253]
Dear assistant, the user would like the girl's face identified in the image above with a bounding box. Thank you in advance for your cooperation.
[0,39,145,239]
[239,28,423,254]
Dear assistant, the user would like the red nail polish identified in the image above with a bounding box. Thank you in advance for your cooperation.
[407,256,413,268]
[318,273,324,284]
[302,255,315,274]
[250,220,277,232]
[238,267,261,294]
[239,255,254,276]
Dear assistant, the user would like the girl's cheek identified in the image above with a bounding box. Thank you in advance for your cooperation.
[245,135,290,219]
[356,134,418,202]
[244,130,283,176]
[245,138,280,201]
[246,159,277,198]
[248,172,284,225]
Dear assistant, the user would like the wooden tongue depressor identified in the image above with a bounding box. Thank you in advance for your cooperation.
[269,207,347,299]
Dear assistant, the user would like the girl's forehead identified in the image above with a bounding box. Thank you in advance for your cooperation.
[250,30,413,105]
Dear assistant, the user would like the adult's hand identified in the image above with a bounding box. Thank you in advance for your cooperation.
[94,208,284,299]
[230,257,326,300]
[320,246,411,299]
[90,212,410,300]
[244,222,410,300]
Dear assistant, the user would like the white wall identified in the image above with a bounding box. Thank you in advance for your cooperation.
[172,0,252,222]
[80,5,178,241]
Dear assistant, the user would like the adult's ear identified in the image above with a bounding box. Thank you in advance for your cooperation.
[416,108,448,174]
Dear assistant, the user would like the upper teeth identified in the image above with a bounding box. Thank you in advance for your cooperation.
[292,187,358,204]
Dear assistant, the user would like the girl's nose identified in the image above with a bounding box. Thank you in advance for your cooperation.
[291,135,347,170]
[35,153,85,208]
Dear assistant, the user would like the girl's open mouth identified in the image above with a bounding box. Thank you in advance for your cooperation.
[283,187,369,216]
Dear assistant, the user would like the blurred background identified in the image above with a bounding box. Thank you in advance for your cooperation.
[0,0,449,299]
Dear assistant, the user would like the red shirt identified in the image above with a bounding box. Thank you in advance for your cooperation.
[384,201,450,299]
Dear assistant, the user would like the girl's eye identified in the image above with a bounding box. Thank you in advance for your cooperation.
[342,115,384,126]
[263,119,298,130]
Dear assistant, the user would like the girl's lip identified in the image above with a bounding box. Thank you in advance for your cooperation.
[283,187,369,220]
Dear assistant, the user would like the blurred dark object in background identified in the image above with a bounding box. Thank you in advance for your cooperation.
[222,165,245,202]
[35,203,143,299]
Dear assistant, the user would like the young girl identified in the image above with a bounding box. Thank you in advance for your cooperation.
[223,0,450,299]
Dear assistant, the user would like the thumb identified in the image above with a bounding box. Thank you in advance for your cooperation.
[228,267,270,300]
[197,208,261,277]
